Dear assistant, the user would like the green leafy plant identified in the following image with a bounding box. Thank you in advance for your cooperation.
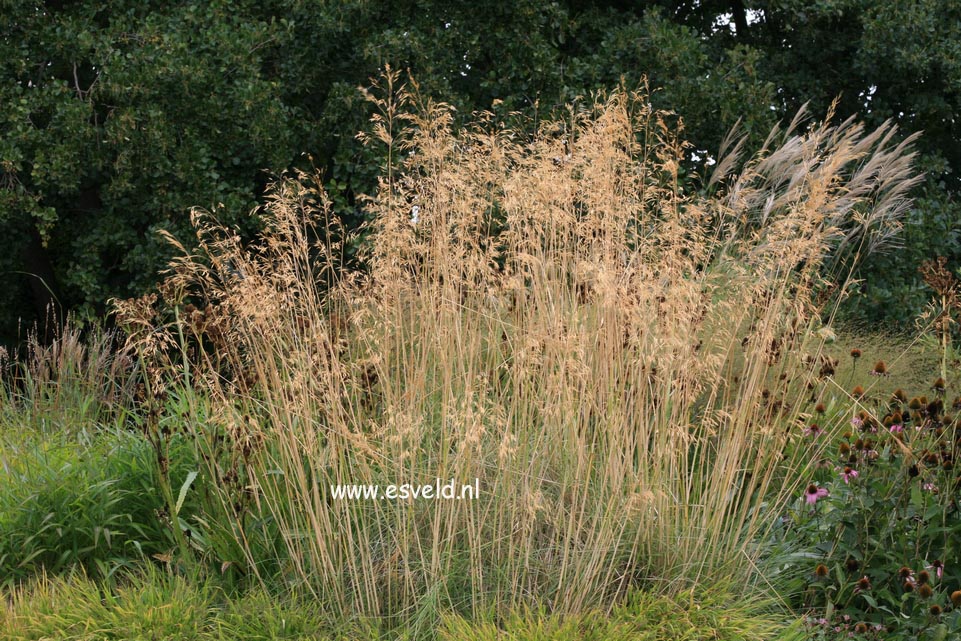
[0,426,200,586]
[774,362,961,639]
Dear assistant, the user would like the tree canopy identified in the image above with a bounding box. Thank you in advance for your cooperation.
[2,0,958,343]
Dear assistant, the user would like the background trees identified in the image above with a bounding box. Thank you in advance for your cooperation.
[2,0,958,344]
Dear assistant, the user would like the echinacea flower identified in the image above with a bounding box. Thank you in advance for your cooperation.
[927,560,944,579]
[922,482,938,494]
[870,361,887,376]
[804,424,823,437]
[855,575,872,592]
[890,423,904,434]
[840,466,859,483]
[805,484,829,505]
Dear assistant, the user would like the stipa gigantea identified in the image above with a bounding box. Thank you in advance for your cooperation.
[125,73,921,621]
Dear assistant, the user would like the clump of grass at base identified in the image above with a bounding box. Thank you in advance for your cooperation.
[1,567,370,641]
[1,568,211,641]
[441,587,806,641]
[115,69,921,622]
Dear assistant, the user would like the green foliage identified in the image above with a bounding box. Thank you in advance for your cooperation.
[0,0,780,342]
[0,566,371,641]
[0,1,299,335]
[773,369,961,639]
[1,569,798,641]
[440,588,804,641]
[0,425,199,585]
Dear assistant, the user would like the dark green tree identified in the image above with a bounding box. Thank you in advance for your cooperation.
[3,0,955,342]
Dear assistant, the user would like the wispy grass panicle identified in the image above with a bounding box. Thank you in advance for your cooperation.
[121,73,920,623]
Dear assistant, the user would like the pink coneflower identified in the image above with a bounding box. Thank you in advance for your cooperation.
[805,484,829,504]
[804,423,823,437]
[851,415,863,429]
[927,560,945,579]
[840,466,859,483]
[922,482,938,494]
[890,423,904,434]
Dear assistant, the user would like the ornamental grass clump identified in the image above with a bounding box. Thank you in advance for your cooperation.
[116,70,920,622]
